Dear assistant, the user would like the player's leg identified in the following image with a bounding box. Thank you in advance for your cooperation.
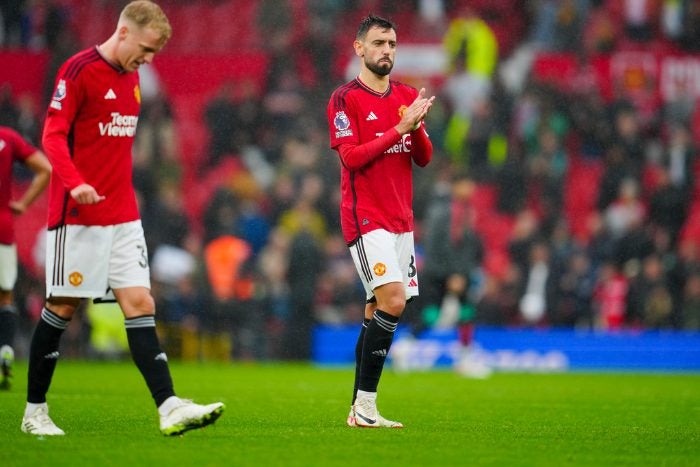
[348,304,373,427]
[115,286,224,435]
[0,291,16,390]
[353,281,404,428]
[110,221,223,435]
[348,230,414,428]
[21,296,79,436]
[0,243,19,389]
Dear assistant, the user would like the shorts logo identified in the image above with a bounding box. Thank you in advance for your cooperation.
[373,263,386,276]
[68,271,83,286]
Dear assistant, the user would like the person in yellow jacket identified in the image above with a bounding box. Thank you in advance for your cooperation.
[442,6,501,166]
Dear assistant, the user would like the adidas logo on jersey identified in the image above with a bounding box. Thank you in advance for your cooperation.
[104,89,117,100]
[408,278,418,287]
[366,111,378,121]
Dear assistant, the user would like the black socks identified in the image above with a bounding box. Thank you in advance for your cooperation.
[358,310,399,393]
[0,304,17,348]
[125,316,174,407]
[352,318,371,404]
[27,308,69,403]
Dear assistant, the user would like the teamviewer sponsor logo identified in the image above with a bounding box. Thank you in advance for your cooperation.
[376,132,412,154]
[99,112,138,137]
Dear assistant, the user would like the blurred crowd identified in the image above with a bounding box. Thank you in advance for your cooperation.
[2,0,700,362]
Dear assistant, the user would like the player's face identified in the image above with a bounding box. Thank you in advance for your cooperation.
[358,26,396,77]
[119,25,164,72]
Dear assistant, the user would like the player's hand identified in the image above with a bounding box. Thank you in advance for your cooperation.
[9,200,27,215]
[396,87,435,134]
[70,183,106,204]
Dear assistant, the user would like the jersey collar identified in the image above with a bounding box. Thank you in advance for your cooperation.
[355,76,391,97]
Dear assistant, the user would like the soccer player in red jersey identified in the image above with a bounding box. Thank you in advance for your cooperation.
[21,1,224,436]
[327,14,435,428]
[0,126,51,390]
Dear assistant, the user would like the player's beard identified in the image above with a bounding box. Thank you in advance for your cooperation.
[366,57,393,77]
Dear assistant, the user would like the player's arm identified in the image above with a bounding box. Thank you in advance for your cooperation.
[9,150,52,215]
[410,123,432,167]
[42,113,86,191]
[336,128,403,171]
[405,88,434,167]
[43,76,105,205]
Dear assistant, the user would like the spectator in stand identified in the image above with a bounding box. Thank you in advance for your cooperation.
[664,122,696,200]
[0,85,20,129]
[597,145,640,211]
[626,253,674,328]
[442,5,498,162]
[204,81,238,169]
[132,92,180,211]
[603,177,646,240]
[681,269,700,330]
[282,227,322,360]
[419,172,484,333]
[648,166,690,244]
[555,249,596,327]
[0,0,25,47]
[592,260,629,330]
[518,240,556,325]
[0,126,51,390]
[528,0,590,52]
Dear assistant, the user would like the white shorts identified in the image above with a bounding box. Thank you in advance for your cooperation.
[0,243,18,291]
[46,220,150,300]
[348,229,419,302]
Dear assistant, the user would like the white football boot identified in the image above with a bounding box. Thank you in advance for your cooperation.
[21,404,65,436]
[353,396,403,428]
[159,397,225,436]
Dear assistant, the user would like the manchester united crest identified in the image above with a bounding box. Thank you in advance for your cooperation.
[373,263,387,276]
[68,271,83,286]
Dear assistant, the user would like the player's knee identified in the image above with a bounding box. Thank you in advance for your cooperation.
[46,297,80,319]
[123,293,155,317]
[380,295,406,317]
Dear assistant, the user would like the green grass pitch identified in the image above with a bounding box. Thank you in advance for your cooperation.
[1,361,698,466]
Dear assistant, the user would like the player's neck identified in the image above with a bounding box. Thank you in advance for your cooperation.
[358,70,390,94]
[97,34,121,70]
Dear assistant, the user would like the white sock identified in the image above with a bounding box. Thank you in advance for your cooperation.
[24,402,47,417]
[158,396,182,416]
[356,390,377,401]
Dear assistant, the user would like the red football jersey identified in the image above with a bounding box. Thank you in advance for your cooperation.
[0,126,38,244]
[327,78,432,244]
[43,46,141,229]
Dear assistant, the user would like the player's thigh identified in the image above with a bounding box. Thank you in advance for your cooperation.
[0,243,18,292]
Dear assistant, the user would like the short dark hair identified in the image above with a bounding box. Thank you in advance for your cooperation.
[356,14,396,40]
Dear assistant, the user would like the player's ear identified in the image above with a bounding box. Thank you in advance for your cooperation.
[118,25,129,40]
[353,40,363,57]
